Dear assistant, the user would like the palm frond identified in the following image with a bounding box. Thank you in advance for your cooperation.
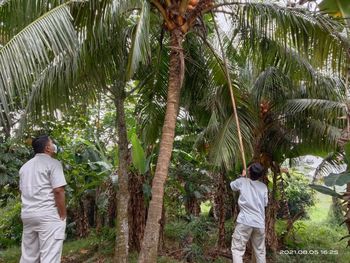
[15,50,80,135]
[208,114,252,170]
[313,151,346,181]
[221,1,349,74]
[126,0,151,80]
[252,67,291,105]
[137,47,169,145]
[284,99,346,115]
[302,119,342,148]
[0,3,78,129]
[0,0,66,41]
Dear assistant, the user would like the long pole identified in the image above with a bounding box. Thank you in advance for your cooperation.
[212,12,247,171]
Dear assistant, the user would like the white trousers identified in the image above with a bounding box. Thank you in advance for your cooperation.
[20,213,66,263]
[231,223,266,263]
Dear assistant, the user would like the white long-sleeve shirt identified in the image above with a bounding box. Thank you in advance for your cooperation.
[230,177,268,229]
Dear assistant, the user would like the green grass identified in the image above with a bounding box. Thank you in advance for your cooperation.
[307,191,332,222]
[0,235,183,263]
[0,246,20,263]
[276,192,350,263]
[0,236,100,263]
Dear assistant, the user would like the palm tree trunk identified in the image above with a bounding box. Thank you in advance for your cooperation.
[138,28,185,263]
[114,87,130,263]
[265,168,278,258]
[128,171,147,252]
[107,178,117,227]
[75,198,90,238]
[346,183,350,247]
[345,69,350,247]
[185,196,201,217]
[215,172,226,250]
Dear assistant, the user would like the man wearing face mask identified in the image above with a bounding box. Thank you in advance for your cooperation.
[19,135,67,263]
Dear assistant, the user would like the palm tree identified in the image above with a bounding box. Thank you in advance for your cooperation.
[133,1,348,261]
[1,0,348,262]
[139,1,347,254]
[0,1,149,262]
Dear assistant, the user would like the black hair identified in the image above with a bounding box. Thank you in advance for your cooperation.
[249,162,264,181]
[32,135,50,154]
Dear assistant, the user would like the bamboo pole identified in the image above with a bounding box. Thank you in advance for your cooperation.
[211,12,247,171]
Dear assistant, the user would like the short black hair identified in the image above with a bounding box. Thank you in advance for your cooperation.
[249,162,264,181]
[32,135,50,154]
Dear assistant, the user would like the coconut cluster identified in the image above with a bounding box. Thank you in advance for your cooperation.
[187,0,199,10]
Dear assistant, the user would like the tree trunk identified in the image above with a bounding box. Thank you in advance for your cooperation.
[185,196,201,217]
[138,28,185,263]
[158,202,166,253]
[215,172,226,250]
[265,169,278,258]
[128,171,147,252]
[346,183,350,247]
[86,193,95,227]
[75,199,90,238]
[114,87,130,263]
[107,178,117,227]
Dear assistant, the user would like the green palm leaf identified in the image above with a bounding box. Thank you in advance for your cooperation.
[208,113,253,170]
[222,1,349,73]
[0,3,78,129]
[285,99,346,115]
[126,0,151,80]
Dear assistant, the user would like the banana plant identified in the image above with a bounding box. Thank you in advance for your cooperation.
[310,142,350,197]
[310,142,350,244]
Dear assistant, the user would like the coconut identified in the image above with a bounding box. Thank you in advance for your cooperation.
[189,0,199,5]
[187,4,195,10]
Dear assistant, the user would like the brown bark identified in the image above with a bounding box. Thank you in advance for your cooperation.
[95,185,103,232]
[75,199,90,238]
[158,202,166,252]
[265,168,278,258]
[185,196,201,217]
[95,178,116,230]
[128,171,147,252]
[138,28,185,263]
[114,87,130,263]
[215,172,226,250]
[108,178,117,227]
[346,183,350,247]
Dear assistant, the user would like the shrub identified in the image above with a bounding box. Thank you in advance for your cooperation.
[327,197,343,224]
[278,171,315,219]
[0,198,22,248]
[165,216,215,262]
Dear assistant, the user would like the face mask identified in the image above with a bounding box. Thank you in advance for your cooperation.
[52,144,58,154]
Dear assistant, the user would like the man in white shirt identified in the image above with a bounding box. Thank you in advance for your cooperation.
[19,135,67,263]
[230,162,268,263]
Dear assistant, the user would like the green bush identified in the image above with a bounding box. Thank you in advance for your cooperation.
[327,197,344,225]
[165,216,215,262]
[218,220,234,248]
[0,198,22,248]
[276,219,350,263]
[0,141,30,206]
[278,171,315,219]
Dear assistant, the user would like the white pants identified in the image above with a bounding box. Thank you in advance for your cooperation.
[231,223,266,263]
[20,213,66,263]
